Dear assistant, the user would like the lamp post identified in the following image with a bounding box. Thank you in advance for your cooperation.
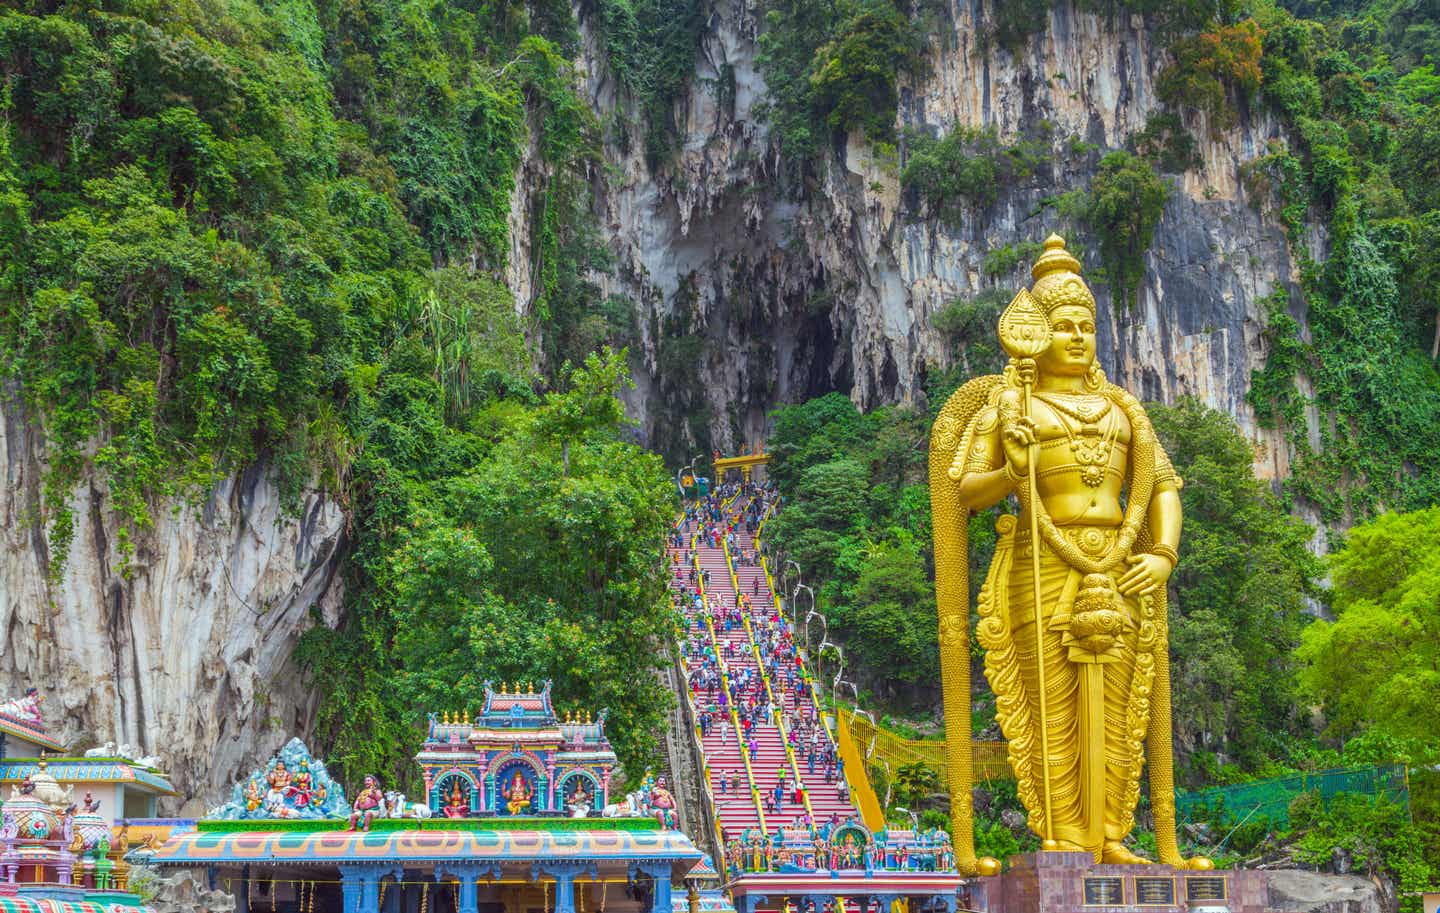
[676,453,702,500]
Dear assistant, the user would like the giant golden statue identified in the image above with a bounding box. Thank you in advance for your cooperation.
[930,236,1210,873]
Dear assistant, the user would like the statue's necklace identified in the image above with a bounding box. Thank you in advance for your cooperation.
[1036,393,1116,487]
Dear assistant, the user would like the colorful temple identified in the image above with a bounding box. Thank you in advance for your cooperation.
[417,681,618,818]
[135,683,712,913]
[0,688,173,913]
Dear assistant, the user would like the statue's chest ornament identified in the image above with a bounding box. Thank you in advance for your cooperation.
[1036,393,1118,487]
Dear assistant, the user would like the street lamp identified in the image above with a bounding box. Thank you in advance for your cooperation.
[676,453,702,500]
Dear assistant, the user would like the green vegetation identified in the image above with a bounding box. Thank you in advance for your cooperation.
[1236,1,1440,521]
[982,241,1045,278]
[592,0,707,165]
[0,0,676,789]
[1298,507,1440,747]
[1066,151,1172,308]
[1134,113,1203,174]
[298,352,676,785]
[755,0,927,162]
[1157,21,1265,131]
[900,127,1050,223]
[1151,398,1321,779]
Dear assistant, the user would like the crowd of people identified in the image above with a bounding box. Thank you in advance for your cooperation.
[670,480,853,831]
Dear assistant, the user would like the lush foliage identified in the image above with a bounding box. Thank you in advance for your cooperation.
[1240,0,1440,521]
[755,0,926,161]
[1151,398,1322,782]
[300,352,677,786]
[1291,792,1436,911]
[764,393,940,700]
[1158,21,1265,130]
[1066,151,1172,308]
[901,127,1050,224]
[1297,507,1440,746]
[0,0,674,787]
[592,0,707,165]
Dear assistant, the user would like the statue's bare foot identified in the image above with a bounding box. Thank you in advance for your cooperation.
[1041,838,1089,853]
[1101,841,1151,864]
[1157,849,1215,870]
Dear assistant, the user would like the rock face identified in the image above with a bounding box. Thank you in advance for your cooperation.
[1265,869,1390,913]
[563,0,1303,478]
[0,397,346,815]
[140,869,238,913]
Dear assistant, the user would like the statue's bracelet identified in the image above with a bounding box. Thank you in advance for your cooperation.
[1003,460,1024,485]
[1150,544,1179,567]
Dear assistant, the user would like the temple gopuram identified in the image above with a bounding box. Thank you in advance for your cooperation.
[417,681,617,819]
[134,682,716,913]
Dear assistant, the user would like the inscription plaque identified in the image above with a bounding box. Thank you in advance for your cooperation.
[1084,876,1124,906]
[1135,877,1176,906]
[1186,876,1227,902]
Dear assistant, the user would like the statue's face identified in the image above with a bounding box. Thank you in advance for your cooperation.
[1038,304,1096,376]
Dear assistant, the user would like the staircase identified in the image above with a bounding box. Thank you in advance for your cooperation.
[724,496,861,831]
[669,490,861,844]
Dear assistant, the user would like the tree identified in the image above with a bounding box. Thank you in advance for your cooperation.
[1077,151,1171,308]
[892,761,941,811]
[1297,507,1440,745]
[842,534,939,688]
[1151,398,1321,779]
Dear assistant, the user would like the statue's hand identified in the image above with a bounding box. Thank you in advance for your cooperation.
[1000,397,1036,474]
[1117,553,1173,596]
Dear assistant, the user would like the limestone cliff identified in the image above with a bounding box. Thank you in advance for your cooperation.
[560,0,1303,482]
[0,397,346,814]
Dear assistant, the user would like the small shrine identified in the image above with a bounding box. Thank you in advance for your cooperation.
[0,688,160,912]
[208,737,349,820]
[0,688,177,825]
[417,681,617,818]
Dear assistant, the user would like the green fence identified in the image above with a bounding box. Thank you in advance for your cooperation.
[1175,764,1409,827]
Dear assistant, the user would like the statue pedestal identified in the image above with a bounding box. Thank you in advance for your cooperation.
[964,852,1271,912]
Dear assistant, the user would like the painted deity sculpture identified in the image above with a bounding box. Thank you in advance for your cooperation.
[567,780,592,818]
[930,236,1210,872]
[0,687,44,725]
[348,776,384,831]
[647,775,678,828]
[443,779,470,818]
[502,769,533,815]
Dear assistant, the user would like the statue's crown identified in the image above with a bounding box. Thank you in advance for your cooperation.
[1029,234,1095,317]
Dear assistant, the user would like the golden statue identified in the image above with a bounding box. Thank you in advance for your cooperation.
[930,236,1211,873]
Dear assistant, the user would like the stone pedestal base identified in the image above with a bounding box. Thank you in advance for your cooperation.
[961,852,1270,912]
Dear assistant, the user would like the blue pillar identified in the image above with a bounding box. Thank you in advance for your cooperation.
[340,867,365,913]
[437,863,496,913]
[383,869,400,910]
[457,874,478,913]
[362,873,381,913]
[653,871,672,913]
[553,871,576,913]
